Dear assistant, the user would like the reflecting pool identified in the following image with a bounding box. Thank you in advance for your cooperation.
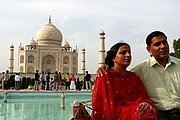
[0,91,92,120]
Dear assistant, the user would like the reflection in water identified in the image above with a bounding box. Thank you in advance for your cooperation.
[0,95,91,120]
[21,102,63,120]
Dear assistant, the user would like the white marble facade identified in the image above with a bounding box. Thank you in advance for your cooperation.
[18,18,78,74]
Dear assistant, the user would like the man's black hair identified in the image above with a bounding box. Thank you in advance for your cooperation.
[146,31,167,46]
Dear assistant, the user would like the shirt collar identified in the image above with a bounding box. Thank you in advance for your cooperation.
[149,55,176,67]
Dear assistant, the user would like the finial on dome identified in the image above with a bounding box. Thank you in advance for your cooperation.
[49,15,51,23]
[10,43,14,48]
[82,46,85,50]
[99,29,105,35]
[102,29,104,33]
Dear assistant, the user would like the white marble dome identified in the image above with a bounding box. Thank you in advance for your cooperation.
[35,19,63,46]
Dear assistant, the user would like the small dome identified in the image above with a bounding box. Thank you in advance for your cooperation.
[62,40,70,48]
[28,39,37,45]
[10,44,14,48]
[82,47,85,51]
[35,18,63,46]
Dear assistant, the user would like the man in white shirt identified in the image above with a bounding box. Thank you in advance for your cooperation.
[15,73,21,90]
[131,31,180,119]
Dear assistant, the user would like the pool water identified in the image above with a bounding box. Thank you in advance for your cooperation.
[0,92,92,120]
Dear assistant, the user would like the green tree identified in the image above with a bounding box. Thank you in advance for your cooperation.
[170,38,180,58]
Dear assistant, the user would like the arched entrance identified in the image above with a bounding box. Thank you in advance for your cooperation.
[42,54,56,73]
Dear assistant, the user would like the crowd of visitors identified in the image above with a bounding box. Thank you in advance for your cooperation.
[0,70,93,92]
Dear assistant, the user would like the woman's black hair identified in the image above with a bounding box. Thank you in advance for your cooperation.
[105,42,130,69]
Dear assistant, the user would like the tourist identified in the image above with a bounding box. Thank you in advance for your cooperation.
[84,71,91,90]
[14,73,21,90]
[4,70,9,90]
[58,72,62,90]
[70,74,76,90]
[75,77,81,91]
[96,31,180,119]
[45,72,50,90]
[65,72,70,90]
[0,72,5,90]
[53,71,59,91]
[49,78,54,90]
[40,71,45,90]
[34,70,40,91]
[92,42,158,119]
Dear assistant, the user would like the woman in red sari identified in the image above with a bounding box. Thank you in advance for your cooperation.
[91,42,158,120]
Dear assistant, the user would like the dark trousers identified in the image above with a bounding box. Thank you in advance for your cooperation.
[41,80,45,90]
[15,81,21,90]
[4,81,8,89]
[76,82,81,91]
[159,109,180,120]
[46,81,49,90]
[65,82,70,90]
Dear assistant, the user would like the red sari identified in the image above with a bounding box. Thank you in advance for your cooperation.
[91,70,158,120]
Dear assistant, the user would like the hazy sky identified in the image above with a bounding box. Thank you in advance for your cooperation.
[0,0,180,74]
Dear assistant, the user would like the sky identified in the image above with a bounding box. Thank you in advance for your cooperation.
[0,0,180,74]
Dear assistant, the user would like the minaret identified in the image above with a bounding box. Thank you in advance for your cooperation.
[98,30,106,67]
[9,44,14,73]
[81,47,86,74]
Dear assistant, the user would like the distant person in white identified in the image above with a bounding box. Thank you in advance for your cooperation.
[15,73,21,90]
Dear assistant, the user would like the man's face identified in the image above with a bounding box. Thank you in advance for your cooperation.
[147,35,169,61]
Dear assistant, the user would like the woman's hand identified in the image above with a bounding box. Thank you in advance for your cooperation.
[136,102,153,112]
[96,65,109,77]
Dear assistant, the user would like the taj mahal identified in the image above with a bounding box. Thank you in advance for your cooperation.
[8,17,106,75]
